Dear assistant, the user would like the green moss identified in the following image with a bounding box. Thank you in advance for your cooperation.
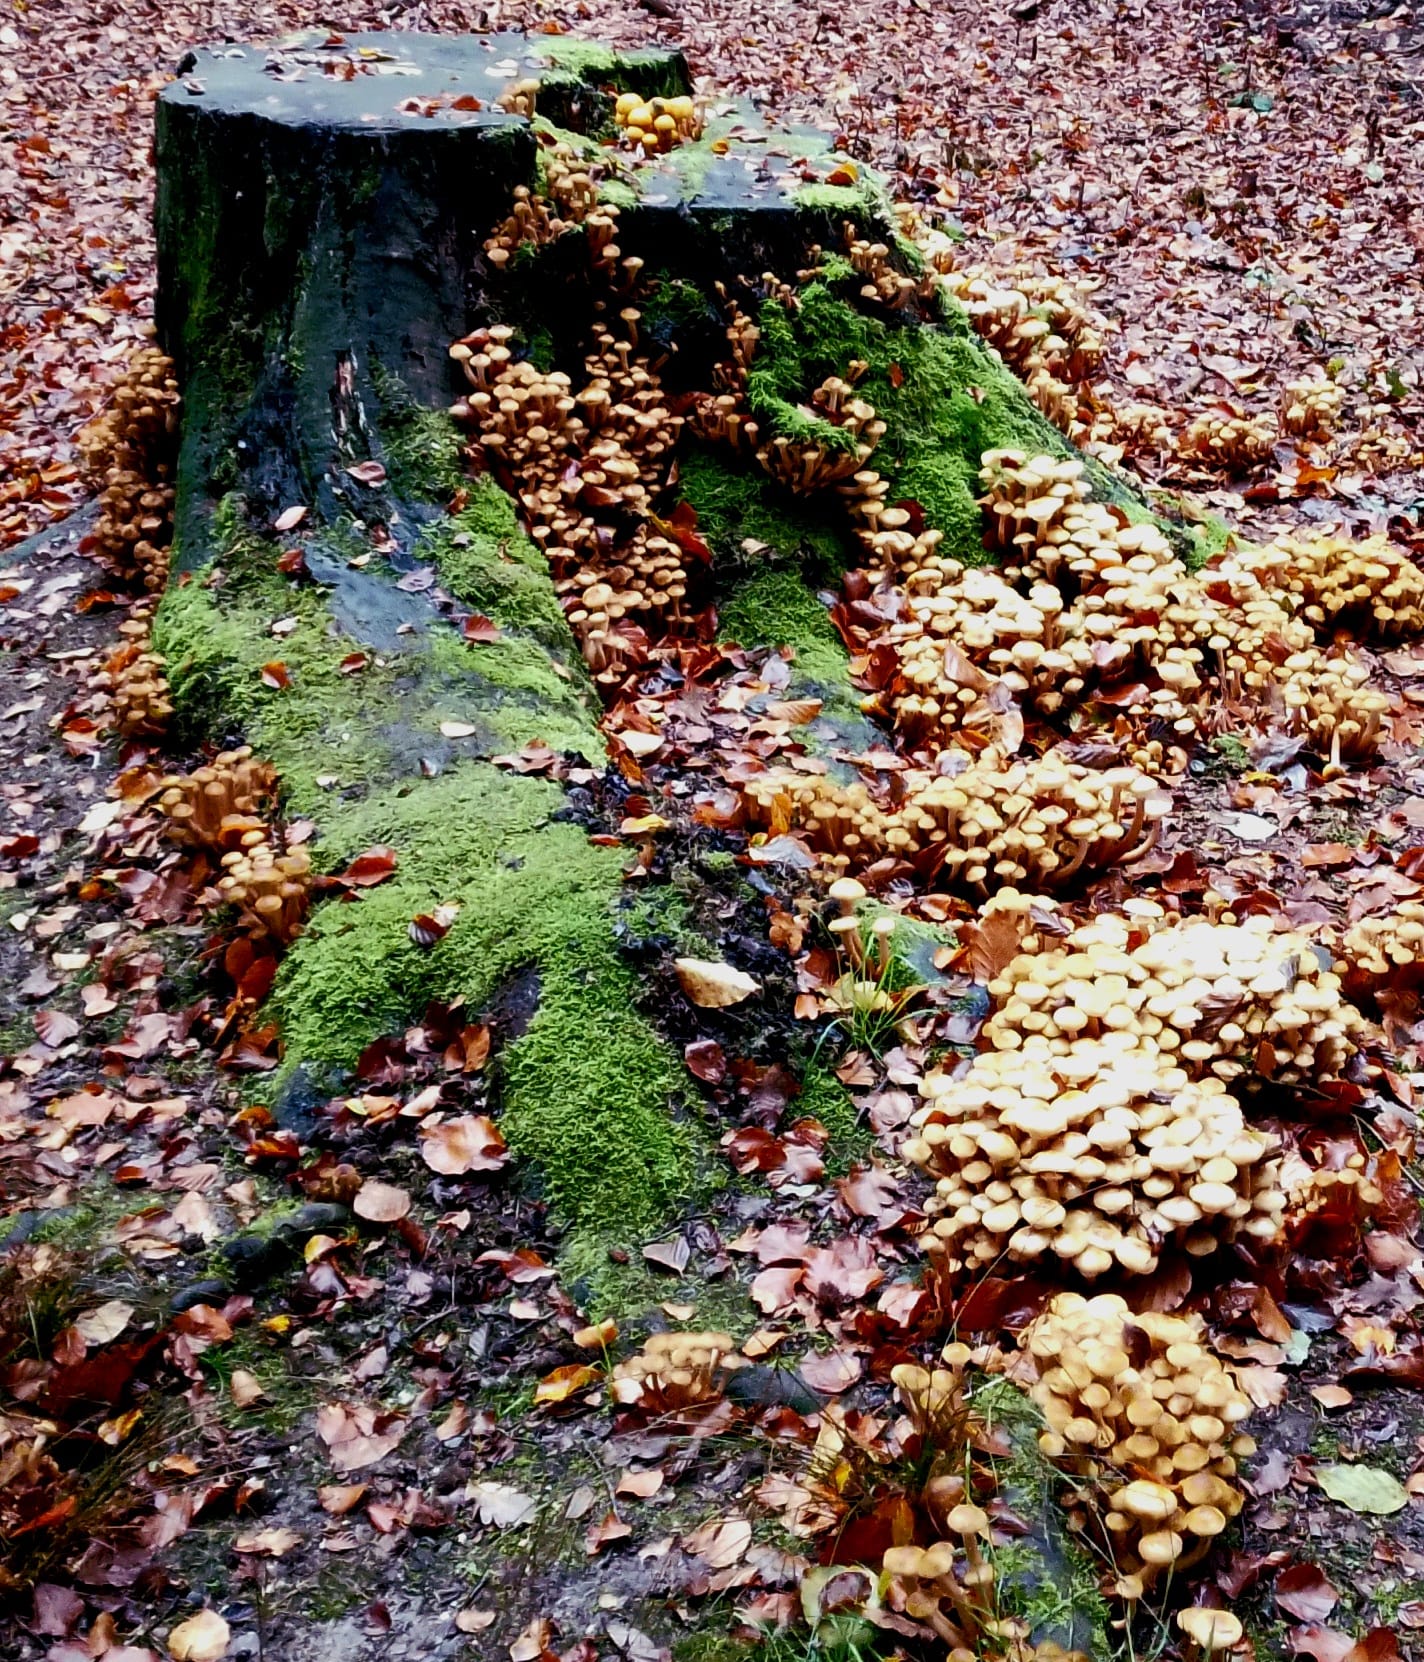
[153,496,603,811]
[371,368,465,503]
[412,479,578,656]
[748,281,1084,566]
[530,39,691,100]
[973,1377,1111,1655]
[271,763,693,1248]
[680,446,852,580]
[797,1063,870,1171]
[718,568,846,686]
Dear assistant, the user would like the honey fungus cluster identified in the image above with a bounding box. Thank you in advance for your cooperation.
[610,1330,742,1410]
[79,346,180,591]
[158,749,310,945]
[612,90,701,152]
[1180,409,1278,470]
[90,602,172,738]
[1281,373,1345,440]
[451,273,688,682]
[1023,1294,1254,1599]
[903,907,1369,1279]
[742,748,1168,892]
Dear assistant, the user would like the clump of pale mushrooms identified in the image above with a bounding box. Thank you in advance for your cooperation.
[610,1331,743,1411]
[907,1044,1283,1280]
[90,602,172,738]
[1180,410,1278,470]
[79,345,180,592]
[1335,902,1424,991]
[743,748,1168,894]
[1280,372,1345,441]
[158,747,278,853]
[1024,1293,1254,1600]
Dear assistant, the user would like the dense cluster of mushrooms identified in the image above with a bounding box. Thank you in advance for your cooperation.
[610,1330,743,1410]
[90,601,172,738]
[158,748,311,945]
[1023,1295,1255,1599]
[743,748,1168,892]
[612,90,701,152]
[79,344,180,593]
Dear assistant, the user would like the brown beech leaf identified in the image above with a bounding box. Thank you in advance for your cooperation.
[338,846,399,886]
[168,1609,231,1661]
[34,1008,80,1047]
[585,1511,633,1555]
[353,1180,411,1224]
[273,504,307,533]
[420,1114,507,1176]
[683,1515,752,1569]
[259,660,291,690]
[461,612,500,643]
[344,459,387,486]
[1276,1562,1341,1622]
[797,1349,862,1394]
[318,1484,368,1515]
[316,1402,406,1473]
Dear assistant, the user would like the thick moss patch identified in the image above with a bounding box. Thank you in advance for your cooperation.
[272,764,692,1247]
[153,497,603,812]
[155,499,690,1249]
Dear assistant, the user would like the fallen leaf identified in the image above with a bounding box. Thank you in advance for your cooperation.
[353,1180,411,1224]
[233,1526,301,1557]
[344,459,387,486]
[74,1299,134,1345]
[675,957,761,1008]
[684,1515,753,1569]
[168,1610,230,1661]
[273,504,307,532]
[338,846,399,886]
[534,1364,602,1406]
[316,1402,406,1473]
[468,1480,537,1528]
[1276,1562,1341,1622]
[229,1370,265,1409]
[1316,1464,1408,1515]
[439,720,477,739]
[420,1114,508,1176]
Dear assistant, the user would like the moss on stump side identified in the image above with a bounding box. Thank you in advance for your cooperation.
[272,765,691,1250]
[154,497,694,1253]
[748,279,1081,567]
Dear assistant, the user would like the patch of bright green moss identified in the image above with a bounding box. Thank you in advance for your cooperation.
[748,281,1083,566]
[153,497,602,811]
[530,39,691,101]
[679,445,853,580]
[371,366,465,503]
[797,1062,870,1172]
[412,478,579,658]
[272,763,692,1247]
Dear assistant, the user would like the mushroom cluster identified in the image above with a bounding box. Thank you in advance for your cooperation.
[846,230,923,311]
[1023,1293,1253,1598]
[906,1043,1284,1279]
[757,372,886,493]
[1218,530,1424,642]
[1335,902,1424,988]
[79,346,179,591]
[981,909,1367,1087]
[743,749,1168,892]
[482,140,605,271]
[882,1525,1088,1662]
[90,602,171,738]
[451,286,689,681]
[980,450,1176,589]
[610,1331,742,1410]
[1281,373,1345,440]
[216,838,313,945]
[613,90,701,152]
[158,747,278,852]
[930,254,1105,432]
[1180,410,1278,470]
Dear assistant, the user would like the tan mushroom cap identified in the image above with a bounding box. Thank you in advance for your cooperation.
[1177,1608,1244,1652]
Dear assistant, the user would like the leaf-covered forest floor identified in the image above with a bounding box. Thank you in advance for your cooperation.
[3,3,1424,1662]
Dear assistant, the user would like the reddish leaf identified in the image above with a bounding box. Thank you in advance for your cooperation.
[461,613,501,643]
[339,846,399,887]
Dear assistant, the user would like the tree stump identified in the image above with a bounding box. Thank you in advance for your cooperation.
[149,29,1107,1265]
